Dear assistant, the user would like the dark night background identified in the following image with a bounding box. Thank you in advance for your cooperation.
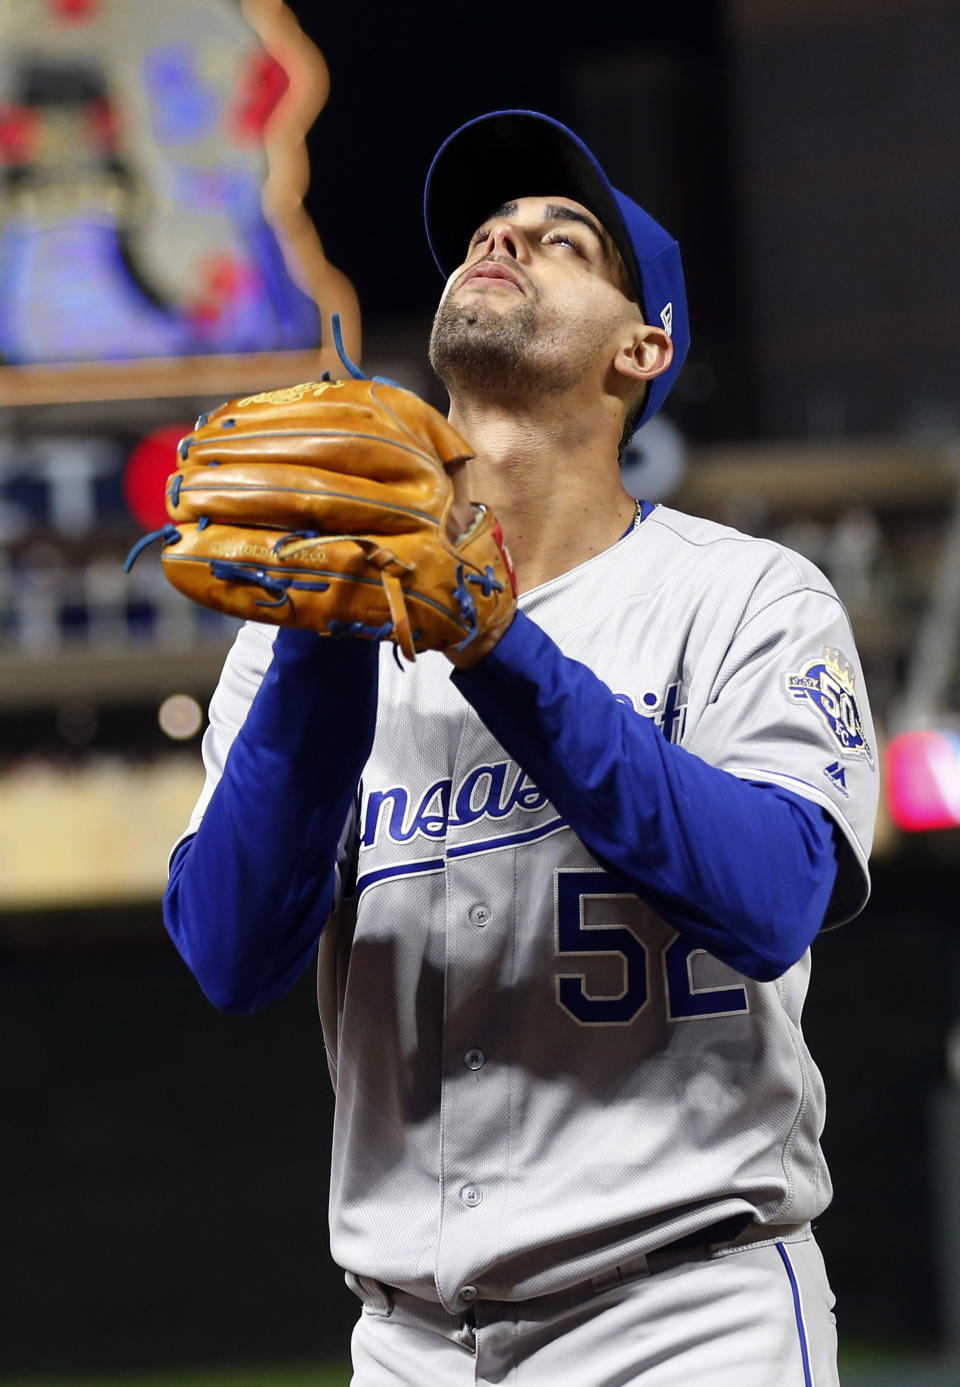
[3,0,960,1379]
[291,0,960,446]
[295,3,725,314]
[293,0,749,439]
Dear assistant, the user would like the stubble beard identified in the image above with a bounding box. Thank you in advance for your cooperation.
[429,292,577,402]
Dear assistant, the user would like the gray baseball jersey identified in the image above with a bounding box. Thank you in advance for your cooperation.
[183,504,877,1314]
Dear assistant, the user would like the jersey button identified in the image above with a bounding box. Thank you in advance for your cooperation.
[464,1049,485,1070]
[469,903,491,927]
[459,1184,482,1206]
[460,1285,478,1301]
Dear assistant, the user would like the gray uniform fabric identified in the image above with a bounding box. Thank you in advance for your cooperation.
[181,505,877,1344]
[349,1232,837,1386]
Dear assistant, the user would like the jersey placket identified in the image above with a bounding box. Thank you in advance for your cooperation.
[434,712,518,1311]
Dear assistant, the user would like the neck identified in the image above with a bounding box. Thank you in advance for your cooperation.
[447,394,637,594]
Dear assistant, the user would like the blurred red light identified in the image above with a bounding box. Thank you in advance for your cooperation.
[123,425,191,531]
[886,729,960,832]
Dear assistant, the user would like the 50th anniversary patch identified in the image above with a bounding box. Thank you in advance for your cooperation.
[786,648,873,764]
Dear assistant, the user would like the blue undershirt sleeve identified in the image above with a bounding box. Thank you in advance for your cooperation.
[163,629,379,1013]
[451,610,839,981]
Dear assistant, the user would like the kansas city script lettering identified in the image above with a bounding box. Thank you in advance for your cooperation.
[361,763,549,849]
[361,682,688,851]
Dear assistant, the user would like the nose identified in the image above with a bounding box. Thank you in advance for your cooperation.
[482,220,524,261]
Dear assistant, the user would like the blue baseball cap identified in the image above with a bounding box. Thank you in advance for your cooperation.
[424,109,689,429]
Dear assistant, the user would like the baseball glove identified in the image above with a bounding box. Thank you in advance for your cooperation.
[126,376,517,661]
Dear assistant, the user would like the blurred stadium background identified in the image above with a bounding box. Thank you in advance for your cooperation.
[1,1,958,1383]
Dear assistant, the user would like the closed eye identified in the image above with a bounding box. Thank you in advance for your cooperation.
[468,226,586,252]
[543,229,583,253]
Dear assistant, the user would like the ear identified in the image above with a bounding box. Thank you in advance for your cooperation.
[612,323,674,386]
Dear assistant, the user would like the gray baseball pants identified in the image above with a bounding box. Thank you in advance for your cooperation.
[348,1230,838,1386]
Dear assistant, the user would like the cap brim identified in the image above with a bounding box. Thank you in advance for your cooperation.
[424,110,643,308]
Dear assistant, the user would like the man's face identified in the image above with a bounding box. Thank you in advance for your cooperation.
[429,194,640,400]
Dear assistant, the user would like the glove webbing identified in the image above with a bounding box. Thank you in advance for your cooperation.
[275,532,416,658]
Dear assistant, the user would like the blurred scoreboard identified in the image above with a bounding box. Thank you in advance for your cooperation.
[0,0,341,363]
[0,0,359,663]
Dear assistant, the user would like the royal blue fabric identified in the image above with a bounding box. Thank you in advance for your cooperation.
[164,628,379,1013]
[452,610,839,981]
[167,601,839,1011]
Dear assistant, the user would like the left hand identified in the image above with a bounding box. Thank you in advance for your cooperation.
[144,377,518,662]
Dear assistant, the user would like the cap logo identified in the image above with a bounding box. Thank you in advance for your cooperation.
[659,303,674,337]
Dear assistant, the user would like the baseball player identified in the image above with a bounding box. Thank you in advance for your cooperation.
[163,110,878,1385]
